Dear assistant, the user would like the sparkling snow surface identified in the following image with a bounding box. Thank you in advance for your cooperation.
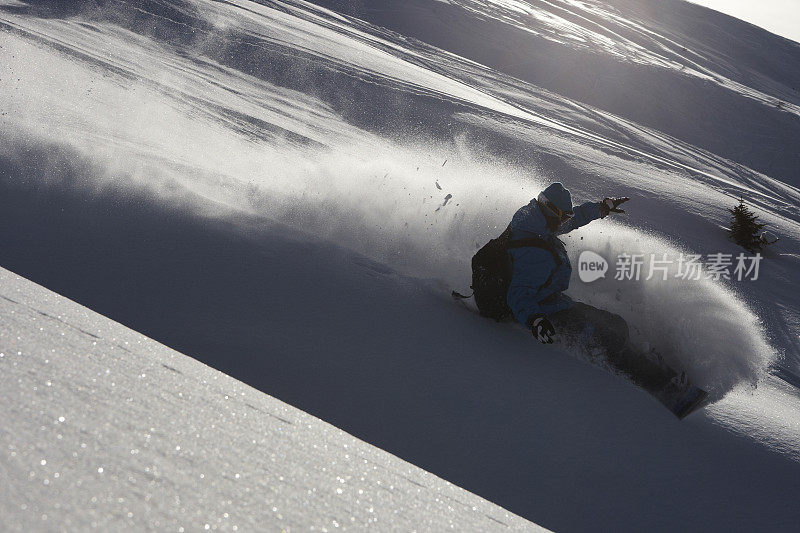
[0,268,542,532]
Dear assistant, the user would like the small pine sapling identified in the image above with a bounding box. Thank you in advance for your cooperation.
[728,198,767,253]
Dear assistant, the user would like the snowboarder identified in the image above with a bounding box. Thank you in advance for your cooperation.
[506,183,706,418]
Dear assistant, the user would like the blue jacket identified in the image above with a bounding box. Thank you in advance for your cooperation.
[507,200,602,325]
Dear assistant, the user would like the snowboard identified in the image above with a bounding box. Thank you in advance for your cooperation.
[655,383,709,420]
[624,347,710,420]
[635,348,710,419]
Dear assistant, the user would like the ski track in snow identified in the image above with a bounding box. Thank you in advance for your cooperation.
[2,0,800,530]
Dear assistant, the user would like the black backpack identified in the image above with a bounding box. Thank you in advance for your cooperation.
[463,226,561,321]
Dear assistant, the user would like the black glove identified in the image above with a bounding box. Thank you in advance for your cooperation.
[528,314,555,344]
[599,197,629,218]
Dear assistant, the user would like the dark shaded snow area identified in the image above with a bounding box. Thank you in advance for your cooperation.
[0,268,542,532]
[2,0,800,531]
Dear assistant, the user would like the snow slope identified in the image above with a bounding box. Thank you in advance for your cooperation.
[0,267,543,531]
[313,0,800,185]
[2,0,800,530]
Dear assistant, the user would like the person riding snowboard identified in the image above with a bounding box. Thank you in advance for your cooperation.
[505,183,705,416]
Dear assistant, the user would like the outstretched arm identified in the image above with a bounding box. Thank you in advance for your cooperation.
[557,201,602,234]
[557,197,629,234]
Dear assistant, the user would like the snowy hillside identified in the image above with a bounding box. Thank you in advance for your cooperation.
[317,0,800,185]
[2,0,800,530]
[0,267,542,531]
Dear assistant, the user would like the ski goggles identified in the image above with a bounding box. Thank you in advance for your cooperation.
[538,193,574,223]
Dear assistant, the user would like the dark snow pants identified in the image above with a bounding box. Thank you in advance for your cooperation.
[547,302,676,393]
